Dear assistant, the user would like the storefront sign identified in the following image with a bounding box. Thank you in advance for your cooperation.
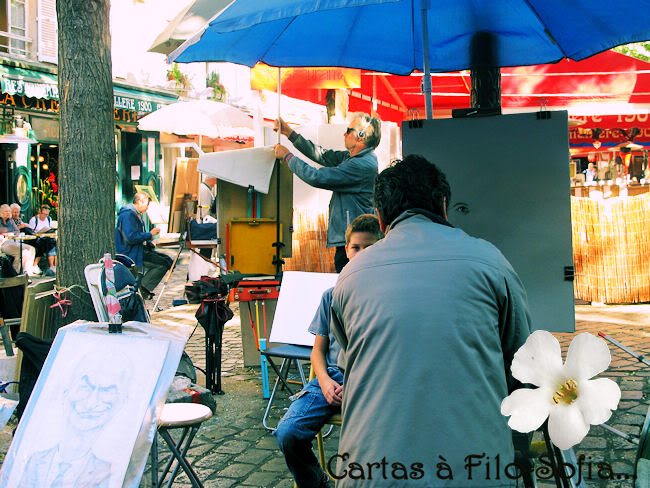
[251,63,361,91]
[0,92,140,123]
[570,114,650,146]
[1,78,59,100]
[0,69,173,115]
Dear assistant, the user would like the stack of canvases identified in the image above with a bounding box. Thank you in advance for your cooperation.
[571,193,650,303]
[282,209,336,273]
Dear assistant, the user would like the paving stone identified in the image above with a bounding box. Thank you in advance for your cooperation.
[620,390,644,400]
[195,451,233,469]
[578,436,607,449]
[215,439,251,454]
[234,448,274,465]
[255,435,282,450]
[260,456,290,472]
[614,413,645,425]
[202,477,240,488]
[235,428,268,442]
[241,470,284,486]
[217,462,256,478]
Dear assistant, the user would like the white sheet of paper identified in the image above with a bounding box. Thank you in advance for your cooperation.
[269,271,339,346]
[198,146,276,194]
[2,331,168,488]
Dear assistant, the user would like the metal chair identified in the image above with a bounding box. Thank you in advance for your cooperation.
[150,402,213,488]
[260,344,311,431]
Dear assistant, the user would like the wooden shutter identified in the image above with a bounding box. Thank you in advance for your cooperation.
[37,0,57,64]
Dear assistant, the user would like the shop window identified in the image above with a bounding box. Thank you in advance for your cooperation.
[0,0,29,57]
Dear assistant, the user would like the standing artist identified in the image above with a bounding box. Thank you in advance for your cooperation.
[274,113,380,272]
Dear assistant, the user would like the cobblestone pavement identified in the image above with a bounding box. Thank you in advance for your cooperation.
[1,248,648,487]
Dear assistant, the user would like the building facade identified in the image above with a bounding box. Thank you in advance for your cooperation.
[0,0,176,219]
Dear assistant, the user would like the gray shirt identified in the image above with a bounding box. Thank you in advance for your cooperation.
[307,287,340,367]
[287,132,377,248]
[331,210,531,487]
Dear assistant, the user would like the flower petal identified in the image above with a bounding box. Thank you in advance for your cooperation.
[548,404,590,450]
[563,333,611,380]
[576,377,621,425]
[501,387,552,433]
[510,330,563,386]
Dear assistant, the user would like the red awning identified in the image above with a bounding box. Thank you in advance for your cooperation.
[276,50,650,125]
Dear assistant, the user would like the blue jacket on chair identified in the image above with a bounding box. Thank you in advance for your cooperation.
[115,204,152,268]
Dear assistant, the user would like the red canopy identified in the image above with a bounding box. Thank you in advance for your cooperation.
[277,50,650,127]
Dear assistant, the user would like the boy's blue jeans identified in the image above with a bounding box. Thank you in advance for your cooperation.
[274,367,343,488]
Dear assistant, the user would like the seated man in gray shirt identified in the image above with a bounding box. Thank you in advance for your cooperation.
[274,214,383,488]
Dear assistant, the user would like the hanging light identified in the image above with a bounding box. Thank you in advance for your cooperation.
[42,164,48,170]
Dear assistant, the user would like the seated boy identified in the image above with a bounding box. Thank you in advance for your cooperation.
[274,214,384,488]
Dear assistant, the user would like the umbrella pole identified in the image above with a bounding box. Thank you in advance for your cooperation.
[420,0,433,119]
[273,68,284,277]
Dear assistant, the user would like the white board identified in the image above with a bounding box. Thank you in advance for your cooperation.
[0,321,187,488]
[270,271,339,346]
[402,111,574,332]
[198,145,276,194]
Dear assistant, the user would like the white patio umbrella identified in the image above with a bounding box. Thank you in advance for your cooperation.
[137,100,254,140]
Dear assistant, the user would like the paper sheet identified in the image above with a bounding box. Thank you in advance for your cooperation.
[269,271,339,346]
[198,146,276,194]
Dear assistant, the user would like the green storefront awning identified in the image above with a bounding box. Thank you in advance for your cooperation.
[113,86,177,113]
[0,64,177,113]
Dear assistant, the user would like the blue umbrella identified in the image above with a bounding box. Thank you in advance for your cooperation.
[170,0,650,116]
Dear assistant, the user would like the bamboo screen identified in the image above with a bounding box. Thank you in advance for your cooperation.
[285,196,650,303]
[572,193,650,303]
[282,208,336,273]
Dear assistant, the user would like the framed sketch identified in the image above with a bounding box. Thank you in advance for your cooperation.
[134,184,159,204]
[0,329,170,488]
[168,157,200,233]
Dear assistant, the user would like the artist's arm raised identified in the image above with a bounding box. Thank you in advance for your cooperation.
[286,155,376,192]
[288,132,348,168]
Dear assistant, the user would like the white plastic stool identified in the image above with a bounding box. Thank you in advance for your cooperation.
[151,403,213,488]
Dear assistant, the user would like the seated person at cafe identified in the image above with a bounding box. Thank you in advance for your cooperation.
[274,214,384,488]
[0,204,38,275]
[28,204,57,275]
[116,191,172,299]
[10,203,32,232]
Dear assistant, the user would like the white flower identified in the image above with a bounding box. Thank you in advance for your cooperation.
[501,330,621,450]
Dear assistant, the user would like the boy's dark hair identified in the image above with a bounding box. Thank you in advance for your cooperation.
[373,154,451,228]
[40,204,51,211]
[345,213,384,245]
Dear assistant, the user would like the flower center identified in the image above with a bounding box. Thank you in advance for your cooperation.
[552,379,579,405]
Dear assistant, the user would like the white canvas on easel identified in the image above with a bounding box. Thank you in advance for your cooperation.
[0,328,173,488]
[269,271,339,346]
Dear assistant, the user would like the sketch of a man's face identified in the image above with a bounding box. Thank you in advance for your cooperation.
[63,356,129,434]
[68,374,121,432]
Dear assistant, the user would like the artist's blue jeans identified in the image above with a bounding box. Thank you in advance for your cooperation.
[274,367,343,488]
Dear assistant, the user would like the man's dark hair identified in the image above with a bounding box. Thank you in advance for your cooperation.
[373,154,451,227]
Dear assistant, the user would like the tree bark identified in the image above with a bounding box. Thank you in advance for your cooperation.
[56,0,115,323]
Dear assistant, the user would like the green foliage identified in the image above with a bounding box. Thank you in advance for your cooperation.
[613,42,650,62]
[40,173,58,219]
[166,63,192,94]
[206,72,226,101]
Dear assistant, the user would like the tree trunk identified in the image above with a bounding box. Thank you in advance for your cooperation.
[56,0,115,324]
